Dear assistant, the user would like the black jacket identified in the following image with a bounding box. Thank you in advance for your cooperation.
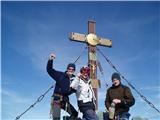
[47,60,75,96]
[105,84,135,115]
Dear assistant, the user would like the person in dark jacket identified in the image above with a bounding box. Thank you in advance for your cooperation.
[105,73,135,120]
[47,53,78,120]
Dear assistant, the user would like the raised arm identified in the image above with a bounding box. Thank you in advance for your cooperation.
[46,53,63,81]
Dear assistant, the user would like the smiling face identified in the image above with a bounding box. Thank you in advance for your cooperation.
[67,67,75,76]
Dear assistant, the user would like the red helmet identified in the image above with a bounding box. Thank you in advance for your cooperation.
[80,66,90,75]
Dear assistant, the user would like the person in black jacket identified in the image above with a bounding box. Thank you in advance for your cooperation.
[105,73,135,120]
[47,53,78,120]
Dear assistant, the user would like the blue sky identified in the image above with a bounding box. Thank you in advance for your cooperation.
[1,1,160,120]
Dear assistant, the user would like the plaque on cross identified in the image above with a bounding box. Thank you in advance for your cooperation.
[69,20,112,110]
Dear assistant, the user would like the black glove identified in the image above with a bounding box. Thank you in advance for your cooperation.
[68,87,77,95]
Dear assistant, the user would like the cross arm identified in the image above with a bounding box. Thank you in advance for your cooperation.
[69,32,112,47]
[98,37,112,47]
[69,32,86,43]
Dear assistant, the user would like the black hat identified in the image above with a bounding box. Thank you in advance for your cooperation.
[67,63,76,70]
[111,72,121,81]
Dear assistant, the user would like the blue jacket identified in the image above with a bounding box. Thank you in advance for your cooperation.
[47,60,74,96]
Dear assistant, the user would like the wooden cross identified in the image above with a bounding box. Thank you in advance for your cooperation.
[69,20,112,110]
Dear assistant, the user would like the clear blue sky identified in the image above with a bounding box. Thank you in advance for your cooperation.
[1,1,160,120]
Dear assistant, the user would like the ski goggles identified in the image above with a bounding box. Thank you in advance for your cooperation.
[80,66,90,74]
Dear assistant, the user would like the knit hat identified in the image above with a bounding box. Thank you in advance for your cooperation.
[67,63,76,70]
[111,72,121,81]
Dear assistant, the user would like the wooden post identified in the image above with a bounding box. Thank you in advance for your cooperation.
[88,21,98,109]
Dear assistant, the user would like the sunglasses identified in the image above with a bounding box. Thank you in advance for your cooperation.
[81,68,90,74]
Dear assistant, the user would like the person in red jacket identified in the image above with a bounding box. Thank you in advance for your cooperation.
[105,73,135,120]
[47,53,78,120]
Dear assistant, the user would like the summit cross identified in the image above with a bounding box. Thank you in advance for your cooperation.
[69,20,112,110]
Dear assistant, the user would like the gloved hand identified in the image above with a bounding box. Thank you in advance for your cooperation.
[49,53,56,60]
[68,87,77,95]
